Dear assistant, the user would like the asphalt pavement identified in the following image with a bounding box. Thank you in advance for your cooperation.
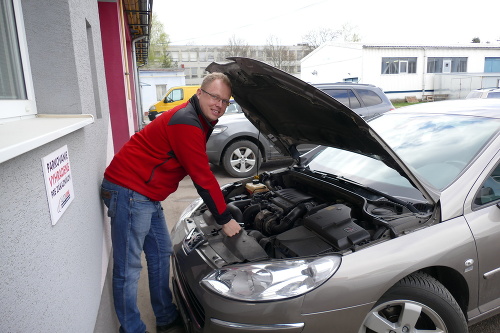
[136,161,500,333]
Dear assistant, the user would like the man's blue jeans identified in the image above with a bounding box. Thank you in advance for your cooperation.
[101,178,178,333]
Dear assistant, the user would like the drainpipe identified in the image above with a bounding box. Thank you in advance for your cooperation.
[132,36,146,130]
[421,47,427,100]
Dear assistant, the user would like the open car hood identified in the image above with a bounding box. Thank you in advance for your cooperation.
[207,57,438,204]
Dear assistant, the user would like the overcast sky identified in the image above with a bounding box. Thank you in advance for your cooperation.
[153,0,499,46]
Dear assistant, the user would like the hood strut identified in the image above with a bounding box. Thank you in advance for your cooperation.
[289,144,301,166]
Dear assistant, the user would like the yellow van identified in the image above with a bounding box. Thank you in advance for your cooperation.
[147,85,200,121]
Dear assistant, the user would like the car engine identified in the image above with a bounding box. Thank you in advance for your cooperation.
[205,169,434,259]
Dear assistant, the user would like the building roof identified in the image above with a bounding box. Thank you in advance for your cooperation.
[362,43,500,49]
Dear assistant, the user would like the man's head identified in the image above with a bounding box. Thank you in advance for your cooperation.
[196,72,232,122]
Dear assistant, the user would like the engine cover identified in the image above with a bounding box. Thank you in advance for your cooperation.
[275,226,332,258]
[270,188,314,212]
[304,204,370,250]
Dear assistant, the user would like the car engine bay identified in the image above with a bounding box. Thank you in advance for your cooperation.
[192,168,436,261]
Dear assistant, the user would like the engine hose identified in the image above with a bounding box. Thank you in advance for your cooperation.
[268,204,307,234]
[241,204,263,228]
[230,198,252,208]
[226,202,243,222]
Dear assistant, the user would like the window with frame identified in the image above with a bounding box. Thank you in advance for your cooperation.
[191,67,198,78]
[427,57,467,73]
[1,0,36,120]
[474,163,500,206]
[485,57,500,73]
[155,84,167,101]
[381,58,417,74]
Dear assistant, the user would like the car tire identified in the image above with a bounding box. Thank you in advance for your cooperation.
[222,140,261,178]
[359,272,467,333]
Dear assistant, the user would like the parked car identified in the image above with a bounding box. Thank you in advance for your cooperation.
[208,83,394,177]
[207,101,301,178]
[313,82,394,119]
[466,87,500,99]
[147,85,200,121]
[171,57,500,333]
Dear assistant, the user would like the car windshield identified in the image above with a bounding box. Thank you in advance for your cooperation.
[225,102,242,115]
[486,91,500,99]
[307,113,500,195]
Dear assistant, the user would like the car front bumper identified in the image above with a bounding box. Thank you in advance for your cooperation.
[171,243,373,333]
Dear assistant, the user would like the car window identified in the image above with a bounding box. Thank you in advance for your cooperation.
[474,163,500,206]
[225,102,242,115]
[322,89,361,109]
[486,92,500,99]
[166,89,183,102]
[466,91,483,99]
[357,89,383,107]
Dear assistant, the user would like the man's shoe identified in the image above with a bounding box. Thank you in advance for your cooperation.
[156,315,183,332]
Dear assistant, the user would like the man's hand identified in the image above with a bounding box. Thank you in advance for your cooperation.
[221,219,241,237]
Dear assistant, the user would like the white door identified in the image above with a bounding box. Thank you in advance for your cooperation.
[443,60,452,73]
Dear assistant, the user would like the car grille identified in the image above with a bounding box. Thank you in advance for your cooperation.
[173,256,206,328]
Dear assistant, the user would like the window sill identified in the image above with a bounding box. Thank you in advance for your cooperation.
[0,114,94,164]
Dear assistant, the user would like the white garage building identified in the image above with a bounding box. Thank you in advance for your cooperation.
[301,43,500,101]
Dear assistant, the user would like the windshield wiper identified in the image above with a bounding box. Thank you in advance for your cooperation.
[364,185,420,214]
[310,170,420,213]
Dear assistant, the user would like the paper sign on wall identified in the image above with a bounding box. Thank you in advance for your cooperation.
[42,145,75,225]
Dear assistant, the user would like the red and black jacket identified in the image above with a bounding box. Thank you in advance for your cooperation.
[104,95,232,225]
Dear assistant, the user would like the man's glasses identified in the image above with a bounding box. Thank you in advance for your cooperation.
[201,88,230,106]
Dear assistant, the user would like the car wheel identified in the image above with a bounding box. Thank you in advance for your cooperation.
[359,272,467,333]
[222,140,261,178]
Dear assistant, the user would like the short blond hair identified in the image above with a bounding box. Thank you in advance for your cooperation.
[201,72,232,91]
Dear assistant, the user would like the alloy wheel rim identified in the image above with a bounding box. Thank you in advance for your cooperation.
[229,147,256,173]
[360,300,447,333]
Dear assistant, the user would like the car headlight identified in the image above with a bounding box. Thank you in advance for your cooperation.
[211,125,228,135]
[201,255,341,301]
[149,105,157,111]
[171,198,203,238]
[179,197,203,221]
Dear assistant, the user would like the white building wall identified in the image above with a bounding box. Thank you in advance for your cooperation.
[363,48,426,97]
[168,44,307,85]
[302,43,500,101]
[301,43,363,84]
[139,70,185,113]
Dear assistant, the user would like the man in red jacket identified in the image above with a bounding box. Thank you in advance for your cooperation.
[101,72,241,333]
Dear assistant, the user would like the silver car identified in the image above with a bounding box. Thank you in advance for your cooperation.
[466,87,500,99]
[207,85,393,178]
[206,111,290,178]
[171,58,500,333]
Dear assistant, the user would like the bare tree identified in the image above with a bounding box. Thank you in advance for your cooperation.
[471,37,481,43]
[340,23,361,42]
[302,27,341,51]
[220,35,253,59]
[147,13,172,68]
[263,35,296,72]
